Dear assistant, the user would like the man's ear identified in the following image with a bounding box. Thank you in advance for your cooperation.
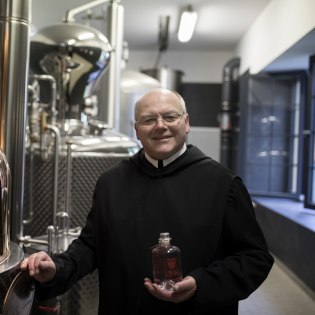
[185,114,190,133]
[134,123,140,140]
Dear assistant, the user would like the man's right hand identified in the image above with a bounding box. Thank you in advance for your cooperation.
[20,251,56,283]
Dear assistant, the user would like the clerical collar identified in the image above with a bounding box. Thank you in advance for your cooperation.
[145,143,187,168]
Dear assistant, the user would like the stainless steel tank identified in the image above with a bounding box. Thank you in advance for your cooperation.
[0,150,25,312]
[24,136,137,315]
[141,66,184,92]
[30,22,112,123]
[23,7,139,315]
[0,0,32,313]
[0,150,10,264]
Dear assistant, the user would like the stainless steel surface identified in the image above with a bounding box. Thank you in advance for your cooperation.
[23,137,137,315]
[3,271,35,315]
[0,0,31,241]
[0,0,30,19]
[62,132,139,153]
[65,143,72,217]
[0,243,24,275]
[29,75,57,126]
[105,0,124,130]
[60,0,125,130]
[65,0,112,23]
[23,231,79,255]
[0,242,25,312]
[22,2,138,314]
[22,152,126,315]
[56,212,70,253]
[30,22,111,123]
[0,150,10,262]
[46,125,61,228]
[23,144,134,238]
[47,226,55,256]
[0,143,26,313]
[141,67,184,91]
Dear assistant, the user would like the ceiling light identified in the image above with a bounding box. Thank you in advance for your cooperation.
[178,5,198,43]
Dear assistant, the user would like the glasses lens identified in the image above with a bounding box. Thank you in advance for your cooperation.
[163,113,182,123]
[138,113,183,126]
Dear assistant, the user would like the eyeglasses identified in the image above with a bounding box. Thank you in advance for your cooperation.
[136,112,184,126]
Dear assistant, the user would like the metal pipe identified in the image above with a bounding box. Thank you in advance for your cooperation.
[219,57,240,172]
[65,141,73,217]
[23,144,34,225]
[18,235,49,246]
[0,150,11,261]
[0,0,31,241]
[27,83,40,144]
[29,74,58,125]
[47,225,55,255]
[64,0,123,130]
[55,212,69,254]
[105,0,124,130]
[64,0,113,23]
[44,125,61,227]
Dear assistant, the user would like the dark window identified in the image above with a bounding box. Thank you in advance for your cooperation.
[238,72,306,199]
[305,55,315,209]
[181,83,222,127]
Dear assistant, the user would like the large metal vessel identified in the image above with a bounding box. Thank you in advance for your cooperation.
[0,0,33,313]
[0,150,27,313]
[20,1,139,314]
[141,66,184,92]
[29,22,112,123]
[1,0,145,314]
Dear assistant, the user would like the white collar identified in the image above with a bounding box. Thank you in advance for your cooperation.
[145,143,187,168]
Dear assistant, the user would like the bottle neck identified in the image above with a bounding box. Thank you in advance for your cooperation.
[159,238,171,247]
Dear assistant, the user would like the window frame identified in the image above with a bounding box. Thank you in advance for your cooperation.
[304,55,315,209]
[237,71,307,200]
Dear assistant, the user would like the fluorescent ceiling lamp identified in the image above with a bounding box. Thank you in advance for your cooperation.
[178,5,198,43]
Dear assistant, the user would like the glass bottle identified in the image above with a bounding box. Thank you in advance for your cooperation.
[152,232,183,291]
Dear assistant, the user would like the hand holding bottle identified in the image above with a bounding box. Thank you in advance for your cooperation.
[144,276,197,303]
[147,232,197,303]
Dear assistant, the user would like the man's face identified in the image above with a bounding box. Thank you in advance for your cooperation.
[134,91,190,160]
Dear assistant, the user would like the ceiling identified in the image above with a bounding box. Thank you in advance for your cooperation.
[32,0,272,52]
[122,0,271,51]
[32,0,314,71]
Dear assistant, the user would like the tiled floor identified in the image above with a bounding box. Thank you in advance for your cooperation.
[239,258,315,315]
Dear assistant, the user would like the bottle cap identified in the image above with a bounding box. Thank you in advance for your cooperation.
[159,232,171,244]
[159,232,170,239]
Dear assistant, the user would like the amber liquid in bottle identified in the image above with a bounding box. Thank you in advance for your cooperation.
[152,232,183,291]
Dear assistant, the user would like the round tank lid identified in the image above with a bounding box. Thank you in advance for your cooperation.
[31,22,112,52]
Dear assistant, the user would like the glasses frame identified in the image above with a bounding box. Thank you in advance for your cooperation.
[135,112,185,127]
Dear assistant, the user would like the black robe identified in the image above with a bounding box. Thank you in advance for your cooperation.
[36,145,274,314]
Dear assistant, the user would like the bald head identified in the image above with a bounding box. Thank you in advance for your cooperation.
[134,88,187,121]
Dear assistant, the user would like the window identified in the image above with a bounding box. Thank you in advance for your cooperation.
[305,55,315,208]
[238,72,306,199]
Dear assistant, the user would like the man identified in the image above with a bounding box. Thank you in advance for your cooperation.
[21,88,274,314]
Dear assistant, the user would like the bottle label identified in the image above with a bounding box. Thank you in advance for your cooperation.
[167,258,178,270]
[152,256,182,282]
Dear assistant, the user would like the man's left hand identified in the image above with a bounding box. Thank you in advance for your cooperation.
[144,276,196,303]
